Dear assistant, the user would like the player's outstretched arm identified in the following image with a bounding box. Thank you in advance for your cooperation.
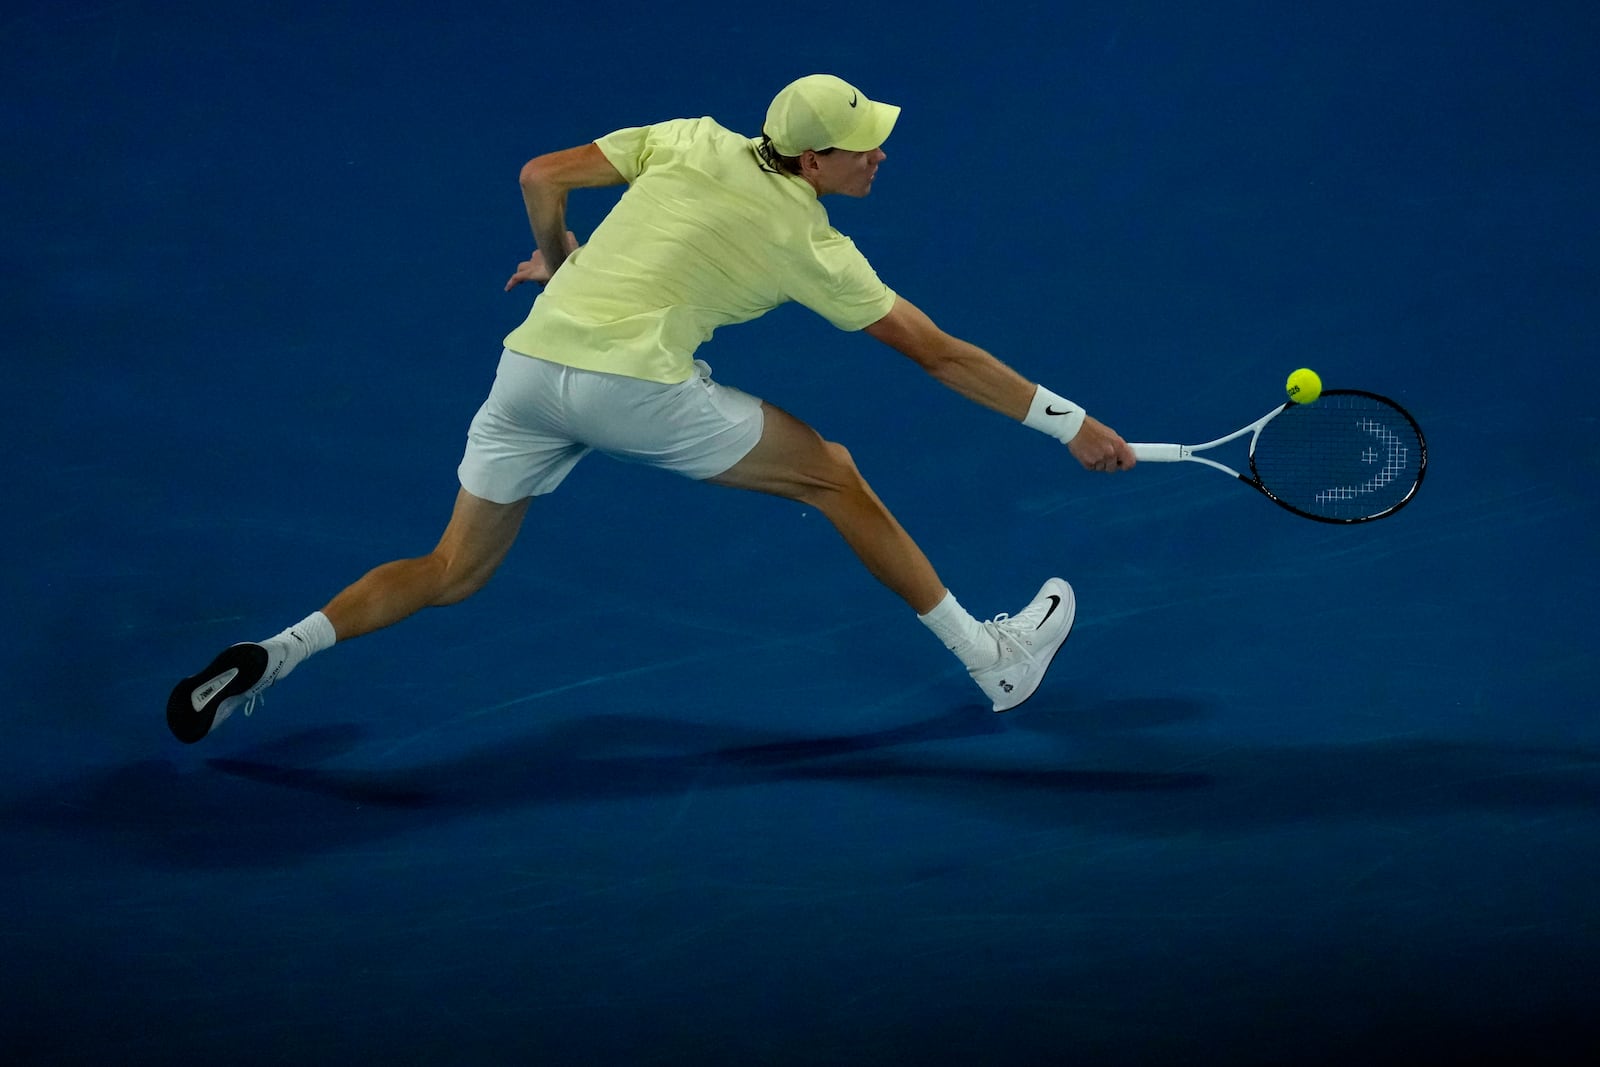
[864,296,1134,472]
[865,297,1034,417]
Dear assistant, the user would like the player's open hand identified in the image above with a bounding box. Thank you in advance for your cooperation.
[1068,417,1137,473]
[504,231,580,291]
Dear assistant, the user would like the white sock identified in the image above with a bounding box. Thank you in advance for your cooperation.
[918,591,999,671]
[261,611,337,683]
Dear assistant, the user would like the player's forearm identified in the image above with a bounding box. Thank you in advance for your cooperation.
[923,336,1089,444]
[921,337,1038,421]
[863,302,1029,416]
[520,181,572,276]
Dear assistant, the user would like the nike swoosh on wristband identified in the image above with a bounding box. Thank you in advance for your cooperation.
[1045,406,1077,416]
[1036,595,1061,629]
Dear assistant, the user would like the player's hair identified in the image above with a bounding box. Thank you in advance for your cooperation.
[757,134,834,176]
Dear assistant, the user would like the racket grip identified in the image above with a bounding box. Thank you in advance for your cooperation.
[1128,443,1184,462]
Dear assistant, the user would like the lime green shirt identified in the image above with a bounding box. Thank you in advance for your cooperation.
[502,116,898,384]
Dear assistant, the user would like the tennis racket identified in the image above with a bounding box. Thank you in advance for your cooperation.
[1128,389,1427,523]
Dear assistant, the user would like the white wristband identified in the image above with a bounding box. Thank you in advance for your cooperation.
[1022,386,1086,444]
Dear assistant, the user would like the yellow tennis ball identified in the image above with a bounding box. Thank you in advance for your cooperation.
[1286,367,1322,404]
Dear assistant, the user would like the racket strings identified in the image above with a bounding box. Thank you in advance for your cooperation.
[1250,394,1425,521]
[1313,417,1408,503]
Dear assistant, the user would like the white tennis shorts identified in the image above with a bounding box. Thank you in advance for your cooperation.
[457,349,766,503]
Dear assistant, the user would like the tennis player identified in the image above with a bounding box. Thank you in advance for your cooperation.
[167,74,1136,743]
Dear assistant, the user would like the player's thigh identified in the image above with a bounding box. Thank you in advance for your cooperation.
[707,402,856,500]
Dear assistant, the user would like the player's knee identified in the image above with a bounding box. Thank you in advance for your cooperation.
[430,551,498,607]
[798,440,866,503]
[821,440,859,479]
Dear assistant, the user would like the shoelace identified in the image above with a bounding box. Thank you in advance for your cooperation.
[978,615,1023,664]
[986,612,1031,637]
[984,611,1049,661]
[241,690,265,718]
[241,641,291,718]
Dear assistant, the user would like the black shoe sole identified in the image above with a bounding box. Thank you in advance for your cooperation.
[166,644,268,744]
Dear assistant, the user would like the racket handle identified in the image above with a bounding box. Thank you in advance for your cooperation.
[1128,443,1184,463]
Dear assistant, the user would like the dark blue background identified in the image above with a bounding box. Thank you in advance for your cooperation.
[4,2,1597,1063]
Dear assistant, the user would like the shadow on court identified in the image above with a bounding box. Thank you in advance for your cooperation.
[13,701,1600,873]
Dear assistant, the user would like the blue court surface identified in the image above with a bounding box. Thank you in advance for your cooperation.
[5,2,1598,1064]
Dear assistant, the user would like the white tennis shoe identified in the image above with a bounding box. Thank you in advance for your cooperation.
[166,641,287,743]
[970,578,1076,712]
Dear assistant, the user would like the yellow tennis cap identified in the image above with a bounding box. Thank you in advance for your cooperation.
[764,74,900,156]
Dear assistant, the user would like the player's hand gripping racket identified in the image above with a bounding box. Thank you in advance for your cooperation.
[1128,390,1427,523]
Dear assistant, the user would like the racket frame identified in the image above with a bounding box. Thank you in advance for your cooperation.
[1128,389,1427,524]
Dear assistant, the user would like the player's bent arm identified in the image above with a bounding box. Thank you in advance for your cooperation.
[864,296,1135,472]
[518,143,626,276]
